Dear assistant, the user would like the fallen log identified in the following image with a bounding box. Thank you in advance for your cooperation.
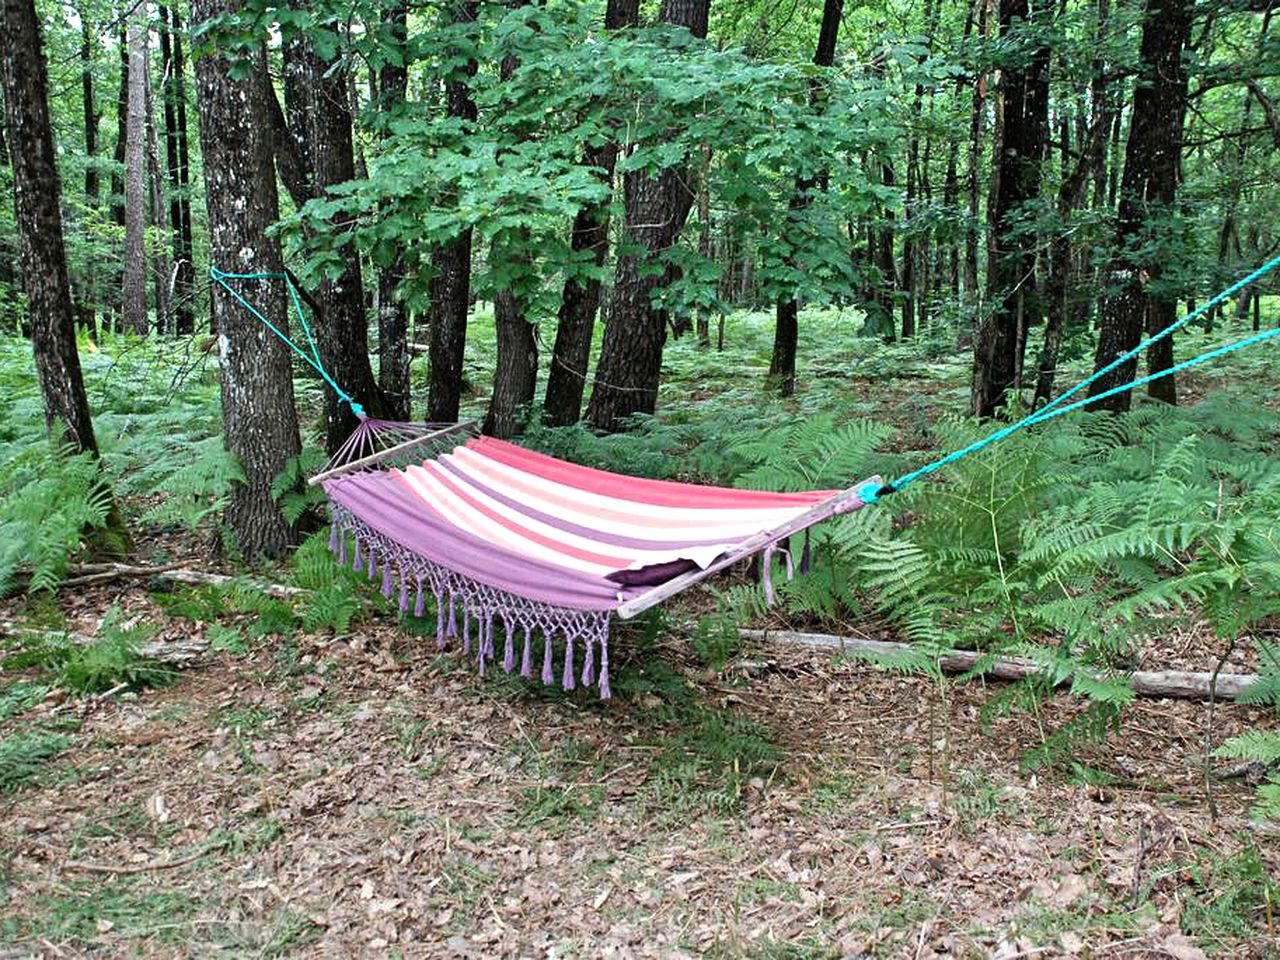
[0,620,207,664]
[63,563,304,599]
[739,629,1261,702]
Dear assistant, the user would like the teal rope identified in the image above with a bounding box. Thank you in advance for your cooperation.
[859,255,1280,505]
[209,267,365,418]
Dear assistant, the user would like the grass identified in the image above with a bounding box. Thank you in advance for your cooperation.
[0,729,72,794]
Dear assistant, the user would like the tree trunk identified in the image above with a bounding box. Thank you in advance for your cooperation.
[426,1,479,425]
[1087,0,1190,412]
[160,5,195,335]
[122,6,148,334]
[281,4,390,450]
[376,3,411,420]
[0,86,13,333]
[192,0,301,559]
[484,1,539,439]
[586,0,710,433]
[2,0,101,454]
[971,0,1049,417]
[79,13,99,337]
[768,0,843,396]
[963,0,993,314]
[143,34,171,334]
[542,0,642,426]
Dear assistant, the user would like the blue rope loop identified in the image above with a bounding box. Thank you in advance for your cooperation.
[880,252,1280,498]
[209,266,366,419]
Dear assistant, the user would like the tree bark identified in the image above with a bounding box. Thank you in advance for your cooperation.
[280,3,390,450]
[768,0,843,396]
[962,0,993,315]
[484,1,539,439]
[1,0,102,455]
[542,0,642,427]
[971,0,1049,417]
[0,86,13,333]
[160,5,196,335]
[192,0,301,559]
[122,6,149,334]
[376,3,411,420]
[1087,0,1190,412]
[79,12,99,337]
[426,1,480,425]
[143,32,172,334]
[585,0,710,433]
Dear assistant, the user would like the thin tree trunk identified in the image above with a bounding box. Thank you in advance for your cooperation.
[426,1,480,424]
[375,3,411,420]
[0,86,13,333]
[971,0,1049,417]
[281,2,390,450]
[695,141,713,348]
[143,34,171,334]
[543,0,643,426]
[586,0,710,432]
[160,5,195,334]
[963,0,992,315]
[192,0,301,558]
[79,13,99,337]
[768,0,843,396]
[1087,0,1190,412]
[484,1,539,439]
[122,7,148,334]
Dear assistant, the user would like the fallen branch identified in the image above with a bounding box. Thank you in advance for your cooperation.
[64,563,305,599]
[740,629,1260,702]
[0,620,208,665]
[63,839,227,875]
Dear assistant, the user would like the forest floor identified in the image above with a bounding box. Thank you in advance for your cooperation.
[1,547,1277,959]
[3,315,1280,957]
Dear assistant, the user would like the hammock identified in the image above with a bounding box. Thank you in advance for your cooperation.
[312,418,878,698]
[210,255,1280,700]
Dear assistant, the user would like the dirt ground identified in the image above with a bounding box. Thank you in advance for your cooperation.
[2,571,1278,959]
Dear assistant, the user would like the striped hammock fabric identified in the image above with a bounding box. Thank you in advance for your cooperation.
[321,426,876,697]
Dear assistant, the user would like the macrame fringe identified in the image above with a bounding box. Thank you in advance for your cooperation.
[329,506,613,698]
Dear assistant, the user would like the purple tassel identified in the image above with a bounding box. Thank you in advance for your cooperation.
[328,521,339,553]
[382,564,394,597]
[800,529,812,575]
[520,627,533,678]
[435,595,446,649]
[447,595,457,638]
[463,607,472,656]
[367,550,377,580]
[352,538,362,571]
[338,534,348,565]
[503,620,515,673]
[598,636,611,699]
[762,545,776,605]
[541,634,554,685]
[582,638,595,687]
[477,617,488,676]
[398,578,409,613]
[415,582,427,619]
[562,636,575,690]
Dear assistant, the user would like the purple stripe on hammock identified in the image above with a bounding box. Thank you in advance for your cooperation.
[432,456,744,552]
[325,470,633,612]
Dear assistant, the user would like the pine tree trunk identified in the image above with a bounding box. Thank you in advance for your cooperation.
[971,0,1049,417]
[542,0,642,426]
[426,1,479,425]
[376,3,411,420]
[192,0,301,559]
[962,0,992,317]
[1087,0,1190,412]
[769,0,842,396]
[586,0,710,433]
[281,5,390,450]
[122,7,148,334]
